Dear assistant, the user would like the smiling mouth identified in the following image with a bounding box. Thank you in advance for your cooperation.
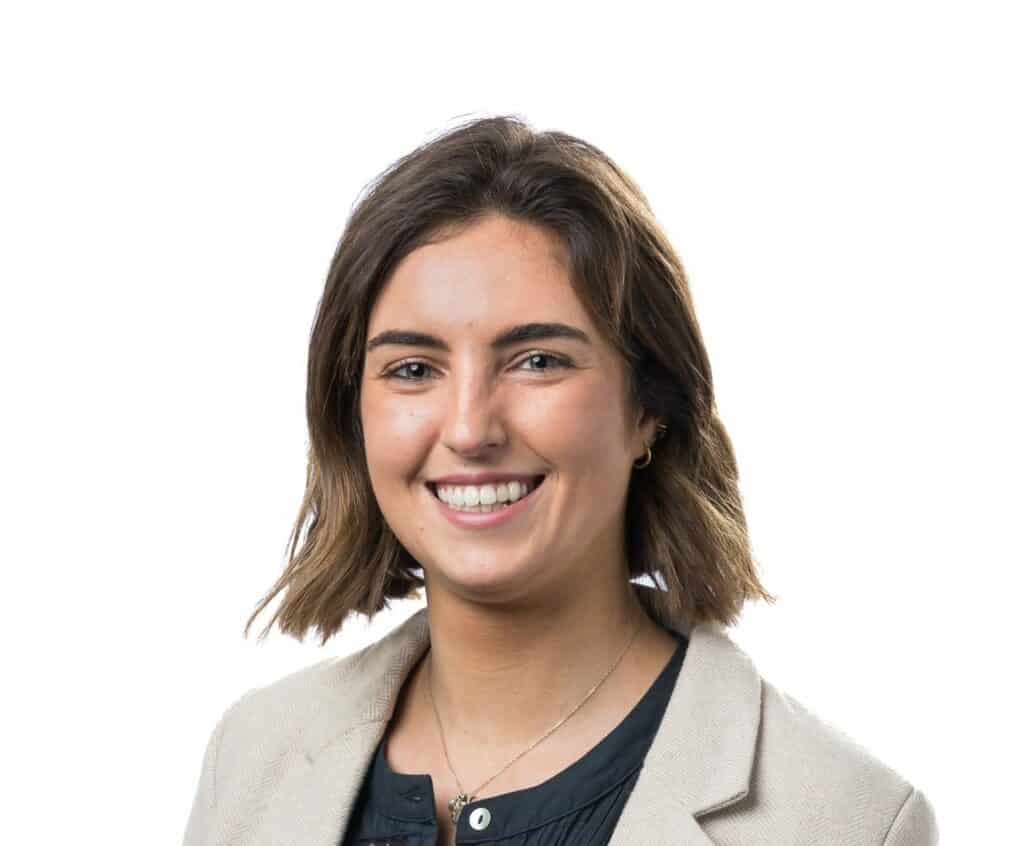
[426,475,546,506]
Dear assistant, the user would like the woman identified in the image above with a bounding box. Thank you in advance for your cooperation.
[184,115,938,846]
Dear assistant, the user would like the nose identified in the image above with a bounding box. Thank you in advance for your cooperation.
[439,366,508,457]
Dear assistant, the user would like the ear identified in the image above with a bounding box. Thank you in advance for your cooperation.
[633,406,663,450]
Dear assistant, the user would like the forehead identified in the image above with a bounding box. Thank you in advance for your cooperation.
[366,215,592,338]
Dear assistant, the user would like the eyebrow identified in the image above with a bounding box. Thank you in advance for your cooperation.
[365,322,592,355]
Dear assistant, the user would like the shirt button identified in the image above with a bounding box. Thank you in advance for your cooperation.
[468,806,492,831]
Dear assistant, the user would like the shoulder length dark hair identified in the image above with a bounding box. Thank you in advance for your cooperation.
[245,114,775,645]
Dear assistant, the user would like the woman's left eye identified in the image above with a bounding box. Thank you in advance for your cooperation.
[517,352,570,373]
[383,352,570,382]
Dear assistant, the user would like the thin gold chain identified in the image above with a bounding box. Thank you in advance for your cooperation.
[424,614,644,822]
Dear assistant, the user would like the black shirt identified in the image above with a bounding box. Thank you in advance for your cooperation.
[339,628,689,846]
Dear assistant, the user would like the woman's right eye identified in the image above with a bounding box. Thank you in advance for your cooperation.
[382,360,434,381]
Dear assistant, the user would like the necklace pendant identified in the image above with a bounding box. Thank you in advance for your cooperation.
[448,792,472,824]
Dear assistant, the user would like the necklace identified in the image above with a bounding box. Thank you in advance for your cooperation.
[424,615,644,826]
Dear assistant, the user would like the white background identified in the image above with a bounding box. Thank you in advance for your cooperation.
[2,1,1021,842]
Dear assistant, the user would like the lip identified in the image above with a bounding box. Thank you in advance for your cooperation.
[428,472,543,485]
[429,475,546,529]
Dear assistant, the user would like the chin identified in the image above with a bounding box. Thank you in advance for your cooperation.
[431,556,548,602]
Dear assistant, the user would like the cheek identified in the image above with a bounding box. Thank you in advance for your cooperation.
[360,393,432,480]
[528,381,631,468]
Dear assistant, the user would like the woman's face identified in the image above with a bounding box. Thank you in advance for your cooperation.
[360,213,658,606]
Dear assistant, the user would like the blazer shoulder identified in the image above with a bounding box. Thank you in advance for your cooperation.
[728,675,939,843]
[184,642,388,843]
[215,610,429,762]
[760,676,912,788]
[223,639,380,748]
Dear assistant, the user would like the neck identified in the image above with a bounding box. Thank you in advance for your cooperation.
[418,574,667,753]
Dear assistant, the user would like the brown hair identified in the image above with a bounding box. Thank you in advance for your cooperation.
[244,114,775,645]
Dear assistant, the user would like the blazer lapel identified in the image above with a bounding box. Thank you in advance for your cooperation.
[608,620,763,846]
[254,720,382,846]
[257,610,432,846]
[256,602,761,846]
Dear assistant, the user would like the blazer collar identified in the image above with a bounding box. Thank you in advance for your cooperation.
[257,598,762,846]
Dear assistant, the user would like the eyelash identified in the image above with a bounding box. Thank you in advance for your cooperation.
[382,352,572,382]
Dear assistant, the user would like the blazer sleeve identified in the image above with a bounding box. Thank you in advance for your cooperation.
[882,786,940,846]
[182,692,253,846]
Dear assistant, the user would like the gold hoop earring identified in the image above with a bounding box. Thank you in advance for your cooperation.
[633,421,666,469]
[633,445,653,469]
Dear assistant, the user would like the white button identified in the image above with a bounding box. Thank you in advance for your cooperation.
[468,806,492,830]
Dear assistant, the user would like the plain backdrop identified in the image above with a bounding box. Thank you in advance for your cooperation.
[2,1,1021,842]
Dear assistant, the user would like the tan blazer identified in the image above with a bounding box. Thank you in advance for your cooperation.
[184,605,939,845]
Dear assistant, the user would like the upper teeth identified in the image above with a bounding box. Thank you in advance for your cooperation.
[436,478,537,507]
